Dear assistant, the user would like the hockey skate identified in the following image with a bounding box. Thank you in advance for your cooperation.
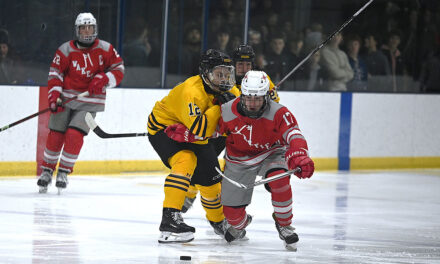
[37,168,53,193]
[272,213,299,251]
[158,208,195,243]
[224,214,252,242]
[55,168,69,195]
[181,196,196,213]
[209,219,228,236]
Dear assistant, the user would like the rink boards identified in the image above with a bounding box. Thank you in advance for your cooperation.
[1,85,440,175]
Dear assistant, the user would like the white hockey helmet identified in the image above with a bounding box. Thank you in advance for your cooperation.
[75,12,98,44]
[240,70,270,118]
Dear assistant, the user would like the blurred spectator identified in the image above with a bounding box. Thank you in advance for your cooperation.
[419,46,440,93]
[346,35,368,91]
[0,29,20,84]
[320,32,353,91]
[248,29,264,54]
[264,32,291,87]
[381,30,406,91]
[123,18,157,67]
[303,22,323,54]
[212,27,232,54]
[295,51,324,91]
[181,24,202,76]
[286,33,303,69]
[363,33,391,91]
[254,53,266,71]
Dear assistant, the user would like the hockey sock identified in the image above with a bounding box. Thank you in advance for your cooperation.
[58,128,84,173]
[223,205,249,229]
[186,184,198,199]
[41,130,65,170]
[197,182,224,222]
[163,150,197,210]
[267,169,293,226]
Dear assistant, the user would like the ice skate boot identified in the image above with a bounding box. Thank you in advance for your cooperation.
[55,168,69,195]
[158,208,195,243]
[209,219,228,236]
[224,214,252,242]
[181,196,196,213]
[37,168,53,193]
[273,213,299,251]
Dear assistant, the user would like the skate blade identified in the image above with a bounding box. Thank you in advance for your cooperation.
[38,186,48,193]
[285,242,297,251]
[158,231,194,243]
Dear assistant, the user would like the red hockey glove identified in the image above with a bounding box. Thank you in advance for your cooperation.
[48,90,64,113]
[88,73,109,95]
[285,148,314,179]
[213,92,236,105]
[164,123,200,143]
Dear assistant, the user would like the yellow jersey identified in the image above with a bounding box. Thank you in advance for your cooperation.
[147,75,240,144]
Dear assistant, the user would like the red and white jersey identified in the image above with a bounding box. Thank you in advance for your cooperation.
[48,39,124,112]
[217,98,308,166]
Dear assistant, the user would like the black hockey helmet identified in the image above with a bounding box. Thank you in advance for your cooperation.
[233,44,255,63]
[199,49,235,93]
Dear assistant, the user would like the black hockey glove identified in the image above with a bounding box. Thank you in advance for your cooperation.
[214,92,236,105]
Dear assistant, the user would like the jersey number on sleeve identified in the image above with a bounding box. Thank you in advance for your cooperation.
[282,112,295,126]
[188,103,201,116]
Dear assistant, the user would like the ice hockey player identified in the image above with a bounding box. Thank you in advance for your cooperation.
[36,12,124,194]
[181,44,281,213]
[217,70,314,250]
[147,49,239,243]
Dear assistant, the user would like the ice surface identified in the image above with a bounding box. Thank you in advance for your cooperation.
[0,170,439,263]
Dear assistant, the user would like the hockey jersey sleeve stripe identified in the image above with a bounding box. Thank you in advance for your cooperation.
[201,115,208,138]
[147,119,160,132]
[48,69,64,81]
[150,113,167,129]
[190,116,201,135]
[49,86,62,93]
[105,72,117,88]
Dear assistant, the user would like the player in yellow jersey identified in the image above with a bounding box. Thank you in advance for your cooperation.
[182,44,281,213]
[147,49,239,243]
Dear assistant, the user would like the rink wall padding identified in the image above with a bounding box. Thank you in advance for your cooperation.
[0,86,439,176]
[36,87,50,176]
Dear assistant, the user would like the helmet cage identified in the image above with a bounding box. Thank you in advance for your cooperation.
[75,13,98,44]
[202,65,235,93]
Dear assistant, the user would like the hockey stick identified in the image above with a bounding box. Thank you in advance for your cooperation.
[85,112,147,138]
[0,91,89,132]
[215,167,301,189]
[274,0,374,89]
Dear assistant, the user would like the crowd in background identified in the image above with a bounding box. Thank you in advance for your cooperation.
[1,0,439,93]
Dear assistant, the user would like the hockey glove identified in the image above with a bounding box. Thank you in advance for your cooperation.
[88,73,109,95]
[213,92,236,105]
[164,123,201,143]
[285,148,314,179]
[48,90,64,113]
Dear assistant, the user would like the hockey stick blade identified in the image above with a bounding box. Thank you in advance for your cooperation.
[85,112,147,138]
[215,167,301,189]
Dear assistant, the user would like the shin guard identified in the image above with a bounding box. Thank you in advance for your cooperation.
[197,183,223,222]
[58,128,84,173]
[267,170,293,226]
[41,130,65,171]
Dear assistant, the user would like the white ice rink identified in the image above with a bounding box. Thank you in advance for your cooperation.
[0,170,439,264]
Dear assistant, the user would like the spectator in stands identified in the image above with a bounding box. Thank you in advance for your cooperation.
[212,27,232,54]
[363,33,391,91]
[181,25,202,76]
[0,29,19,84]
[264,32,291,88]
[381,30,406,91]
[286,33,303,65]
[320,32,353,91]
[346,35,368,91]
[123,18,156,67]
[294,51,324,91]
[303,22,323,55]
[254,53,266,71]
[248,29,264,54]
[419,46,440,93]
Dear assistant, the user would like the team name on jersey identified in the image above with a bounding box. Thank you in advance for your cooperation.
[71,54,104,78]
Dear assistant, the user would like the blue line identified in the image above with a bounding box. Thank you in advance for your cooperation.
[338,92,352,171]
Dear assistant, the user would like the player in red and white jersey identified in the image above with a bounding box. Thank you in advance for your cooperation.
[37,12,124,194]
[217,70,314,250]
